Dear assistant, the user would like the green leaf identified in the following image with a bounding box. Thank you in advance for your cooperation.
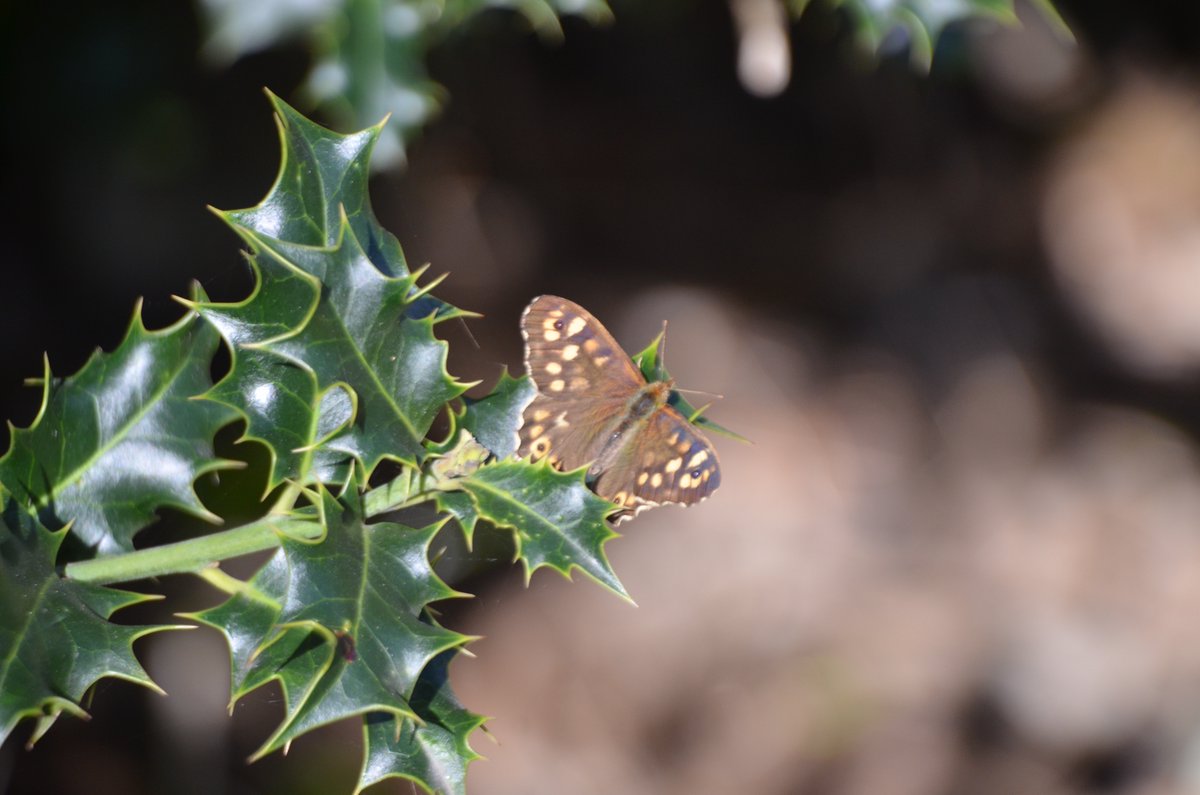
[456,460,629,600]
[358,650,486,795]
[0,297,237,553]
[233,220,470,472]
[632,329,748,445]
[0,500,181,748]
[225,91,410,277]
[190,225,353,488]
[460,369,536,460]
[206,96,474,473]
[191,487,471,759]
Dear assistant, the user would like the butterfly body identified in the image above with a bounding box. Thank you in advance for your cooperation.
[517,295,720,522]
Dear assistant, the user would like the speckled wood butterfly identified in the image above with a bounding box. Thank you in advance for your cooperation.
[517,295,721,523]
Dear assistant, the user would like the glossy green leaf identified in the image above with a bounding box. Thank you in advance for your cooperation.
[191,227,352,488]
[460,369,535,460]
[231,220,469,472]
[224,92,410,277]
[191,487,471,759]
[0,500,181,748]
[456,459,628,599]
[0,297,237,553]
[358,650,486,795]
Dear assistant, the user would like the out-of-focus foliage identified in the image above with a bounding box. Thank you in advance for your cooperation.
[198,0,1069,166]
[788,0,1071,68]
[199,0,613,168]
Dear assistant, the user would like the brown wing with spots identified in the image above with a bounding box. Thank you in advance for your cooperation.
[592,404,721,523]
[518,296,644,470]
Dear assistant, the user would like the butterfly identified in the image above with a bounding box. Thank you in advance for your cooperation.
[517,295,721,523]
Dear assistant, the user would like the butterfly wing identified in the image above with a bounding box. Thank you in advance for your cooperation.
[518,295,645,470]
[593,404,721,523]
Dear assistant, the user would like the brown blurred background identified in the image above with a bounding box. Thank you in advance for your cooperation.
[7,0,1200,793]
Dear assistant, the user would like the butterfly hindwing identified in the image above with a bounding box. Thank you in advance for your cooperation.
[594,404,721,520]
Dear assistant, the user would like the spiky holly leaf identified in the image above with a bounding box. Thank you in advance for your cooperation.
[632,330,747,445]
[190,234,353,488]
[358,650,486,795]
[0,296,236,554]
[0,499,182,748]
[460,369,535,460]
[209,219,470,472]
[791,0,1070,69]
[192,487,471,759]
[455,460,628,599]
[224,91,410,277]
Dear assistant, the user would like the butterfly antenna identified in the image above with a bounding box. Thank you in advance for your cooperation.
[456,316,481,350]
[673,387,725,401]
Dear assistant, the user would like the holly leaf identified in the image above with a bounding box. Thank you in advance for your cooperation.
[224,91,411,277]
[190,231,354,488]
[460,369,536,460]
[221,218,471,473]
[0,499,182,748]
[455,460,628,600]
[358,650,486,795]
[191,487,471,759]
[632,329,748,445]
[0,296,237,553]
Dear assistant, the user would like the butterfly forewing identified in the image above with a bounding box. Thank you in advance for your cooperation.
[518,296,644,469]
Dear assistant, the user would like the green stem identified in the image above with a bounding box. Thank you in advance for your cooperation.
[65,479,443,586]
[64,515,318,585]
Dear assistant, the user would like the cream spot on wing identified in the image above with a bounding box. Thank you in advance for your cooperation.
[637,472,649,486]
[549,379,565,392]
[543,329,561,341]
[592,355,610,367]
[548,454,560,466]
[532,409,551,422]
[566,316,587,336]
[545,361,562,375]
[562,344,579,361]
[679,473,693,489]
[650,473,663,488]
[668,432,680,445]
[549,309,564,318]
[543,318,557,330]
[583,338,600,353]
[687,451,709,468]
[665,457,682,473]
[569,377,589,391]
[677,442,691,454]
[554,411,569,428]
[527,424,544,439]
[702,470,711,482]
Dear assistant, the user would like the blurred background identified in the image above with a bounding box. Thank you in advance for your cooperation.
[6,0,1200,793]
